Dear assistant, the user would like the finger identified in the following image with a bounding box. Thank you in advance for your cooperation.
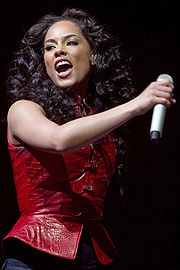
[170,96,176,104]
[158,97,171,108]
[156,85,174,93]
[157,95,176,107]
[154,86,174,101]
[149,81,174,93]
[157,80,174,89]
[153,88,172,100]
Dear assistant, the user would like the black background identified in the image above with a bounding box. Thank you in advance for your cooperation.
[0,0,180,269]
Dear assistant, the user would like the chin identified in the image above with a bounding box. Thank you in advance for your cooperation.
[56,80,76,90]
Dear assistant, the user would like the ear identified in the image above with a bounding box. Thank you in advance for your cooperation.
[90,54,97,66]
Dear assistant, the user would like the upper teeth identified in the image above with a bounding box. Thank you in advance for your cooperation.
[56,61,70,68]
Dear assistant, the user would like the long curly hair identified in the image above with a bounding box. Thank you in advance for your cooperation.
[7,8,136,183]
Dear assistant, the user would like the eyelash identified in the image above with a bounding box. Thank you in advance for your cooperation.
[67,41,79,46]
[45,41,79,51]
[45,45,56,51]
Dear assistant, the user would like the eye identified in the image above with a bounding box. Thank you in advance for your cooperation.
[44,45,56,51]
[66,40,79,46]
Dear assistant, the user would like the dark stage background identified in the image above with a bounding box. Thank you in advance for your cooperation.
[0,0,179,269]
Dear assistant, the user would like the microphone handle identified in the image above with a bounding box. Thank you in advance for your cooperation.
[150,104,167,143]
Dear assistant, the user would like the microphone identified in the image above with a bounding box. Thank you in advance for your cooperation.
[150,74,174,144]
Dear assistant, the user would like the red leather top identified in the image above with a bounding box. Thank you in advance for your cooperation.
[2,100,117,265]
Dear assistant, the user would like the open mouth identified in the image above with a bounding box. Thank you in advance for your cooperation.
[55,59,73,78]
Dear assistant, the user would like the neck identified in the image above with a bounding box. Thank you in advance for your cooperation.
[72,83,89,99]
[72,72,91,99]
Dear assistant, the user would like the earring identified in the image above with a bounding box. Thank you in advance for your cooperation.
[91,54,97,65]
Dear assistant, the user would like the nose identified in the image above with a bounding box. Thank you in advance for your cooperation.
[55,48,67,57]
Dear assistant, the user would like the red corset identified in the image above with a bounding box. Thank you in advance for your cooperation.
[2,101,117,265]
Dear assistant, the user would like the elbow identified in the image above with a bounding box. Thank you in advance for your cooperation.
[52,135,69,154]
[50,128,75,154]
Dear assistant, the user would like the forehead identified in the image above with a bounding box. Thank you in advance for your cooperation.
[45,20,83,40]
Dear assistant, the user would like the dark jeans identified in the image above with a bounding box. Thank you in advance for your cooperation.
[1,241,97,270]
[1,228,114,270]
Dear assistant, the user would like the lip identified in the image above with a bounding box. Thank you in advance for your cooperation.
[54,58,73,79]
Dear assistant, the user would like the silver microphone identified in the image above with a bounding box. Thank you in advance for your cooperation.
[150,74,174,144]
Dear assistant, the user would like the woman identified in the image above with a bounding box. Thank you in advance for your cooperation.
[1,8,175,270]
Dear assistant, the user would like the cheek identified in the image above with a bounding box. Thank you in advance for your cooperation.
[43,56,48,70]
[44,56,52,75]
[76,52,91,70]
[82,57,91,74]
[73,46,91,65]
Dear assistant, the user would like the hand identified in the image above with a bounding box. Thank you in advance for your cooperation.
[134,80,176,116]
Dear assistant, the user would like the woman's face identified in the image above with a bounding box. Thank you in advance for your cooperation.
[44,20,95,96]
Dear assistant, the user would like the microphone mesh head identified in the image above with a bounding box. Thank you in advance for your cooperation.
[157,74,173,84]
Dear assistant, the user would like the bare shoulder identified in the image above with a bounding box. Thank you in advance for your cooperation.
[8,100,44,117]
[7,100,46,146]
[8,100,45,124]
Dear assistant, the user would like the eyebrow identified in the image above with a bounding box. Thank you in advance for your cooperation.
[44,34,80,45]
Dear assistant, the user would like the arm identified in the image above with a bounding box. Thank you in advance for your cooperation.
[8,80,175,154]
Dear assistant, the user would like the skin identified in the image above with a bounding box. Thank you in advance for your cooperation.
[8,20,176,154]
[43,20,95,97]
